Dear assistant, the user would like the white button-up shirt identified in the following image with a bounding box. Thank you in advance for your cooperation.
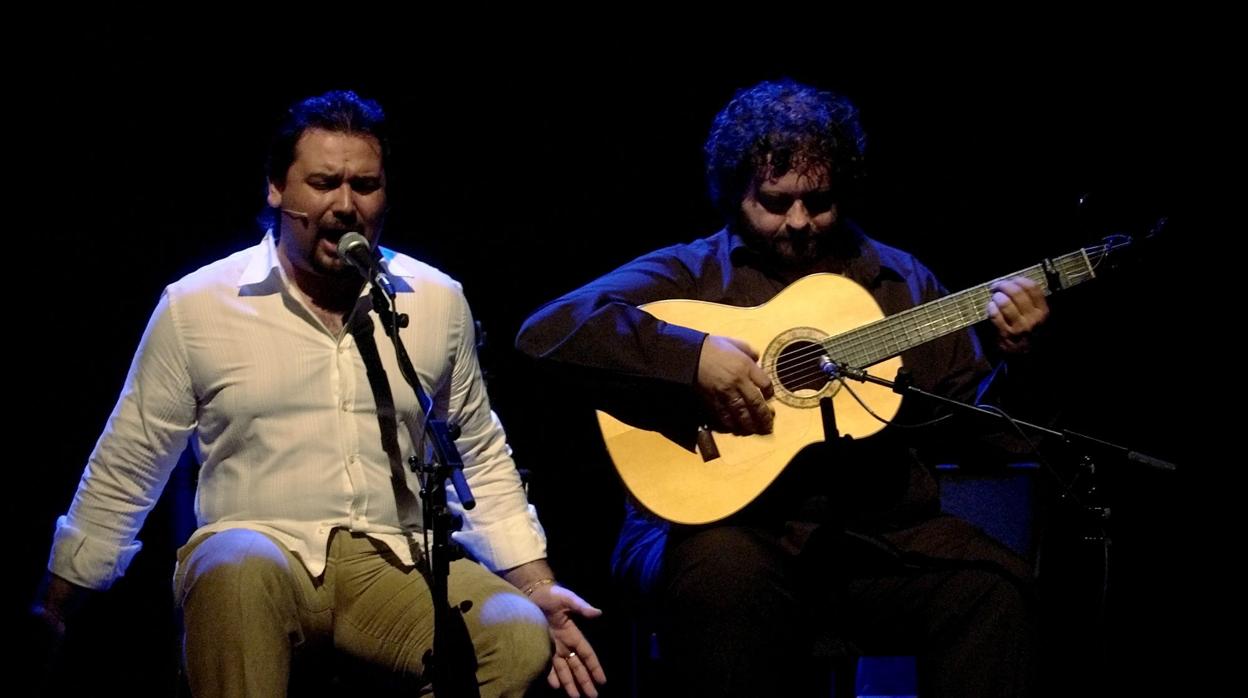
[51,233,546,588]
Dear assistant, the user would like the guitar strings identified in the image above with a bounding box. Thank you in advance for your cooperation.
[761,248,1102,382]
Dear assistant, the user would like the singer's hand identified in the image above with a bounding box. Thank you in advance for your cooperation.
[28,573,91,688]
[696,335,774,435]
[528,583,606,698]
[504,560,606,698]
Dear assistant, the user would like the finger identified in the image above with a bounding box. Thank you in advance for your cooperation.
[566,653,598,698]
[987,299,1009,335]
[710,411,734,433]
[990,291,1022,326]
[1013,275,1041,298]
[725,336,760,361]
[577,647,607,684]
[1001,279,1042,317]
[727,398,757,436]
[995,279,1024,298]
[741,385,774,433]
[1000,278,1049,320]
[734,386,775,435]
[1030,290,1049,316]
[748,360,774,398]
[567,601,604,619]
[1016,277,1049,317]
[552,656,580,698]
[552,588,604,618]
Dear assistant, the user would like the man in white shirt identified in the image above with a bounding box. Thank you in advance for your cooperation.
[33,90,606,698]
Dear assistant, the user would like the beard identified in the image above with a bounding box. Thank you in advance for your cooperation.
[733,219,861,274]
[309,221,383,279]
[767,227,823,265]
[737,224,829,269]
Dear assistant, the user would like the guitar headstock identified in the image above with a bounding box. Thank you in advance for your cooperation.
[1086,216,1168,274]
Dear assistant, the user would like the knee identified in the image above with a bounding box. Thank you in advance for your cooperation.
[987,572,1034,631]
[472,592,552,691]
[178,530,294,616]
[664,526,795,618]
[959,567,1036,637]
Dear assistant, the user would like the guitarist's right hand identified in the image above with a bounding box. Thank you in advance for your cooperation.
[697,335,775,435]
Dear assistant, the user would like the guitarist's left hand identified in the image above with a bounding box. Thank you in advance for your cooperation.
[987,276,1049,353]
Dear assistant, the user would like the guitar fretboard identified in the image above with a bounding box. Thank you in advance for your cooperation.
[822,246,1102,368]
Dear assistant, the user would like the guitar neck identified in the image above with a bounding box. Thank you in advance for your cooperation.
[823,245,1102,369]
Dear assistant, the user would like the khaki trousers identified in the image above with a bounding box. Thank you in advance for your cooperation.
[174,528,550,697]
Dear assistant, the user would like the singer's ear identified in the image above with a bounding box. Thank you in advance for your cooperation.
[267,180,283,209]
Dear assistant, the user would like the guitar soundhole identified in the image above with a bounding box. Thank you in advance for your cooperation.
[774,340,831,395]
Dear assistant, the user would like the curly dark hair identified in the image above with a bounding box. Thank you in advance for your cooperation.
[705,79,867,218]
[266,89,389,187]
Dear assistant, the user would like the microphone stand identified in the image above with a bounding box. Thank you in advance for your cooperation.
[366,280,480,696]
[818,359,1177,473]
[818,358,1176,688]
[818,358,1174,539]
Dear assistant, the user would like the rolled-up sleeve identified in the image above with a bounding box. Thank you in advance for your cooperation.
[50,290,197,589]
[446,290,547,571]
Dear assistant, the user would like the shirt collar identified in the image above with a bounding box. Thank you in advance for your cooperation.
[236,230,284,287]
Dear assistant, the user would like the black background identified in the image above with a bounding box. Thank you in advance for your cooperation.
[17,17,1221,696]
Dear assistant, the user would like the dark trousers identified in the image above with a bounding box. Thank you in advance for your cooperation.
[658,514,1038,697]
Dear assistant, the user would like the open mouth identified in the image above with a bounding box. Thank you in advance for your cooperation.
[317,236,346,260]
[319,228,354,243]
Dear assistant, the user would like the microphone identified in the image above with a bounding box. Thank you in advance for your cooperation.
[337,232,396,299]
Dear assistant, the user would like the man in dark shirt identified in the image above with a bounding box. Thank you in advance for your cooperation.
[517,79,1048,697]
